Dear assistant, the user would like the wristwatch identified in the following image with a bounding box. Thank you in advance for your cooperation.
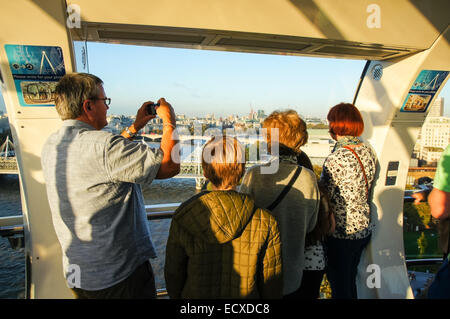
[121,124,138,139]
[125,126,136,138]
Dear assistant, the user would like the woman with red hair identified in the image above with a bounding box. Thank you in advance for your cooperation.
[320,103,377,299]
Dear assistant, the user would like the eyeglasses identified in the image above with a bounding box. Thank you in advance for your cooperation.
[91,97,111,106]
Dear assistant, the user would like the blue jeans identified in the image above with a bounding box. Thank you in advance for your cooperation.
[325,235,371,299]
[428,254,450,299]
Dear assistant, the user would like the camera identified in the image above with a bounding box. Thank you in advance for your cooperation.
[147,102,159,116]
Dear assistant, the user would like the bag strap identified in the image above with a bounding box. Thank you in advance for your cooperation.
[343,146,369,196]
[241,203,259,233]
[267,165,302,211]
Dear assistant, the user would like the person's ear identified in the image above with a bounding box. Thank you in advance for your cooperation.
[82,100,91,113]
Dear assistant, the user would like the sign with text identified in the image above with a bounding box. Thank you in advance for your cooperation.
[400,70,449,113]
[4,45,66,106]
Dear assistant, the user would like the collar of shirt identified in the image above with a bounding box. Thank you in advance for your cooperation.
[62,119,96,130]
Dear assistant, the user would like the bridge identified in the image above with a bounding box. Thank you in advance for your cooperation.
[0,136,17,175]
[0,156,265,189]
[139,133,263,145]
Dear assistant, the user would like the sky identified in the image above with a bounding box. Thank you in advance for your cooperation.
[1,41,449,118]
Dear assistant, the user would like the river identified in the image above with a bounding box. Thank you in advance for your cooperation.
[0,174,24,299]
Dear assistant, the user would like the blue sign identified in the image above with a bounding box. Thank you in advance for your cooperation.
[400,70,449,113]
[4,45,66,106]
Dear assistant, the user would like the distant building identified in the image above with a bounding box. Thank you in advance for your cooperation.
[411,96,449,164]
[302,129,334,166]
[257,109,266,119]
[421,147,446,164]
[420,117,450,150]
[150,117,162,124]
[428,97,444,117]
[418,116,450,164]
[248,108,257,121]
[0,116,9,134]
[304,116,326,125]
[406,167,436,185]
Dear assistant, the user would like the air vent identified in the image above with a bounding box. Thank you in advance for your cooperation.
[216,38,310,51]
[371,64,383,81]
[316,46,398,58]
[97,30,205,44]
[70,24,418,60]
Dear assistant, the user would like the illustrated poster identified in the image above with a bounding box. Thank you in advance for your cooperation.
[4,45,66,106]
[400,70,449,113]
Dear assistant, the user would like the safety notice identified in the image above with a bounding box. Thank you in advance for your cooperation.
[400,70,449,113]
[4,44,66,106]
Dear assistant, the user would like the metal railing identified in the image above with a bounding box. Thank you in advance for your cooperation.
[0,215,24,237]
[0,203,180,238]
[405,258,443,267]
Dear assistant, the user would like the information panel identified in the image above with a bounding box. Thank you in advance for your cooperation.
[4,44,66,106]
[400,70,449,113]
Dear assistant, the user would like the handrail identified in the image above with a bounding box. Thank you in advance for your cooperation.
[145,203,180,220]
[0,203,182,237]
[0,215,23,227]
[403,196,415,203]
[0,215,24,237]
[405,258,443,266]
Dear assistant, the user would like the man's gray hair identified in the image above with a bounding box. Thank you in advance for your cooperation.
[54,73,103,120]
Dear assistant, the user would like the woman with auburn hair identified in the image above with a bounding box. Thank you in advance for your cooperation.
[239,110,320,298]
[165,136,283,299]
[321,103,377,299]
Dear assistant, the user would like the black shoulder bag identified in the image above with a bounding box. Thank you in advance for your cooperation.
[267,166,302,211]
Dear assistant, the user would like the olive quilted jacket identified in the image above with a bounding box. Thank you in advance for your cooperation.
[164,190,283,299]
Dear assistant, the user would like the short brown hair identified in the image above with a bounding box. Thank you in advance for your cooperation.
[202,136,245,189]
[327,103,364,137]
[54,73,103,120]
[263,110,308,154]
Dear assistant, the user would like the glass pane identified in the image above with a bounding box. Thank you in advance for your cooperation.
[404,83,449,298]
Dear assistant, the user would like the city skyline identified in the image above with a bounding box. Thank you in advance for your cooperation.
[1,42,449,118]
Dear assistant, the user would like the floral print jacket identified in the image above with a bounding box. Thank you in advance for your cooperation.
[320,143,376,240]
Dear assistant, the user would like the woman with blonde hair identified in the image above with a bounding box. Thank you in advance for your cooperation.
[165,136,283,299]
[239,110,320,298]
[321,103,377,299]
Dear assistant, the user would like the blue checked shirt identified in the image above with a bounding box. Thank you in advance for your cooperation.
[41,120,163,290]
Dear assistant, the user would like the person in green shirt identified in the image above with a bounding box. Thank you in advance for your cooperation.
[413,145,450,259]
[428,145,450,220]
[426,144,450,299]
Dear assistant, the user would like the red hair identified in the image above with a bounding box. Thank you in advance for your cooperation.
[327,103,364,137]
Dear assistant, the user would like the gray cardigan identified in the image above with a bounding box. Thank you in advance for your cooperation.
[239,158,320,295]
